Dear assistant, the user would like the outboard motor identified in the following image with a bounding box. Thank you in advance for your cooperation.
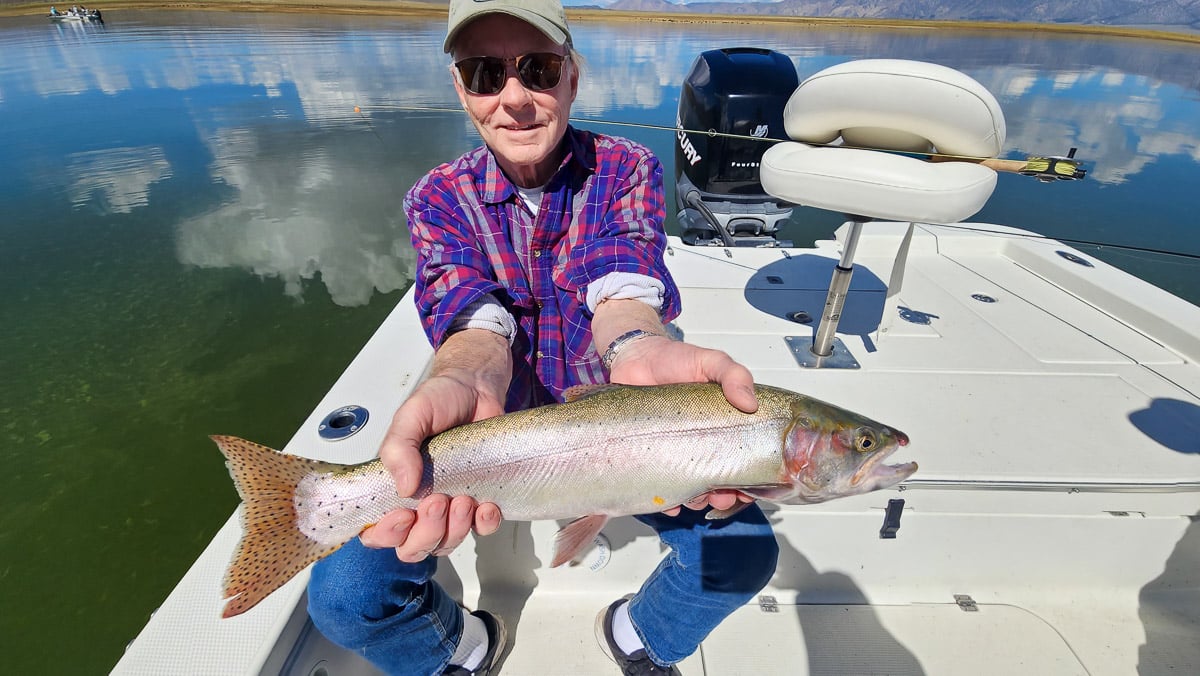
[676,48,798,247]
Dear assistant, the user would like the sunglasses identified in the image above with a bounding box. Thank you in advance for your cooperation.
[454,52,569,96]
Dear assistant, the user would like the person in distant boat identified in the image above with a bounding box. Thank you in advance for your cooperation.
[305,0,780,674]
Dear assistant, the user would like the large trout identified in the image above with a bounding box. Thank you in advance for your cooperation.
[214,382,915,617]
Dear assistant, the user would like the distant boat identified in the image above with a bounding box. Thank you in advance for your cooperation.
[48,7,102,22]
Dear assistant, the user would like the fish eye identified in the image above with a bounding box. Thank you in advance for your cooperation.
[855,428,878,453]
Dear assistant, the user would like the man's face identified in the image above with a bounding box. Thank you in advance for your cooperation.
[451,14,578,188]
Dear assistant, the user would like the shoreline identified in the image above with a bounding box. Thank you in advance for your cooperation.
[3,0,1199,45]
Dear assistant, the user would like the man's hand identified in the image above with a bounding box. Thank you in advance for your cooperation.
[359,329,510,562]
[661,489,755,518]
[607,333,758,414]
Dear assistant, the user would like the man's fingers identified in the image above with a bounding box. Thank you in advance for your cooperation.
[380,438,423,497]
[722,380,759,414]
[706,355,758,414]
[359,508,415,549]
[474,502,503,536]
[436,495,478,554]
[667,490,746,515]
[364,497,496,560]
[395,495,451,563]
[379,405,429,497]
[707,490,739,511]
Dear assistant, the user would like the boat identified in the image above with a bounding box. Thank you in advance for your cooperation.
[48,7,102,22]
[113,49,1200,675]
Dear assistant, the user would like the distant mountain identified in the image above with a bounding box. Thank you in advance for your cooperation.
[597,0,1200,29]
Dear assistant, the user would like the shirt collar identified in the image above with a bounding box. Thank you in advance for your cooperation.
[478,126,595,204]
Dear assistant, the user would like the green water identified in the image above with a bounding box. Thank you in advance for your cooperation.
[1,216,403,671]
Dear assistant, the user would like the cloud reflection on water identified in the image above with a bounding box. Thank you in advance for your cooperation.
[5,12,1200,306]
[174,122,417,307]
[66,146,172,213]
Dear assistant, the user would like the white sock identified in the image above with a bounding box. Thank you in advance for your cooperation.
[611,600,647,656]
[449,609,489,671]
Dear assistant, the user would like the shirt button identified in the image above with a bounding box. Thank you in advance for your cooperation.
[536,350,545,359]
[532,248,541,258]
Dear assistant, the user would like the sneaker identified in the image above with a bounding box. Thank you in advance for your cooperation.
[594,597,682,676]
[443,610,508,676]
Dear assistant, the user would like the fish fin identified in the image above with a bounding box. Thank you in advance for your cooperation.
[561,383,622,403]
[710,483,796,502]
[551,514,609,567]
[704,501,755,521]
[211,435,345,618]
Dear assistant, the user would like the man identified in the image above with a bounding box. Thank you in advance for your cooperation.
[306,0,780,673]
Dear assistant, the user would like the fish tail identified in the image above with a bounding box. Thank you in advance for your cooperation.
[212,435,344,619]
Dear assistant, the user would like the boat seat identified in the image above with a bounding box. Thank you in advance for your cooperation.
[760,59,1006,224]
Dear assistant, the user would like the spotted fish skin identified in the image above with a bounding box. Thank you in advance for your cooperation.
[213,382,915,618]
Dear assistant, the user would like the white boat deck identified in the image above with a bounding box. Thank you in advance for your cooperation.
[114,223,1200,675]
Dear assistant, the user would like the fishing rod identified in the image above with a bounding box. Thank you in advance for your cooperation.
[352,103,1088,183]
[576,116,1087,182]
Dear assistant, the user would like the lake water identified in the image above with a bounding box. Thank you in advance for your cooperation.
[1,10,1198,672]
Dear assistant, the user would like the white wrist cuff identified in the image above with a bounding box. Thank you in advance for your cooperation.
[586,272,665,313]
[448,296,517,345]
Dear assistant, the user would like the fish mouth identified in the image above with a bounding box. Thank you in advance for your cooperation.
[850,429,917,488]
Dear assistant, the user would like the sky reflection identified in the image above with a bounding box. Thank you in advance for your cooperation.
[1,12,1198,308]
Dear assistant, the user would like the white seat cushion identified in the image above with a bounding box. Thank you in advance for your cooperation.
[783,59,1006,157]
[760,142,997,224]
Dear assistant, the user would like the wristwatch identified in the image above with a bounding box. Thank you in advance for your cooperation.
[601,329,655,370]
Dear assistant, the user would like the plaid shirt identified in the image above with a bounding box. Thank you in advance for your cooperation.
[405,127,681,411]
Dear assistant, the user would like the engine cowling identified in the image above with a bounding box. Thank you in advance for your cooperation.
[676,48,798,247]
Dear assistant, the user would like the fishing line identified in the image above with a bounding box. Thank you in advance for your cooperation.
[351,103,1198,263]
[352,104,775,142]
[355,103,1080,166]
[352,104,388,146]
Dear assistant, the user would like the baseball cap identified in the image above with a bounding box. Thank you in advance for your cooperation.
[444,0,572,54]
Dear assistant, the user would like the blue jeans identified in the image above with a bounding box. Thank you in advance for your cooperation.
[308,504,779,674]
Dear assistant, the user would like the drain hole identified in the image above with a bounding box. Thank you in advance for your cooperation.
[318,405,369,441]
